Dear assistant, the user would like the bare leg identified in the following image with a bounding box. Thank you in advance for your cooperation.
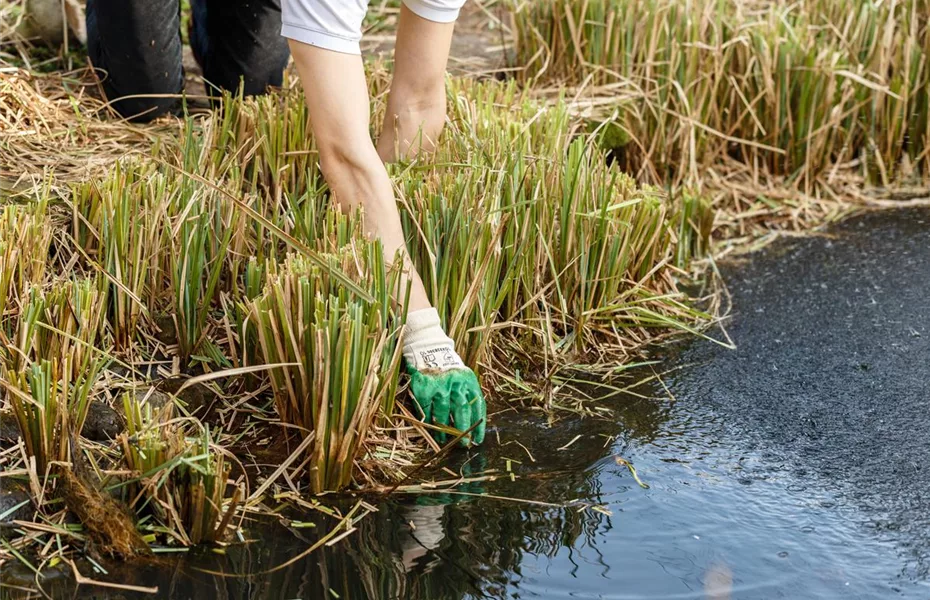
[287,41,431,311]
[376,4,456,162]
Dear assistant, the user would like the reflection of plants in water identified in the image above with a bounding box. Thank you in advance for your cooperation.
[146,457,608,600]
[42,391,662,598]
[238,394,659,599]
[305,456,609,600]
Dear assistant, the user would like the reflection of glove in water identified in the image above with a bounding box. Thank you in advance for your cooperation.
[401,503,445,571]
[402,308,486,446]
[400,456,488,571]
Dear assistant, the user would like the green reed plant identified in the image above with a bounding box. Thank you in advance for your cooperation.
[224,256,266,370]
[2,356,104,476]
[15,277,109,379]
[396,167,514,368]
[119,396,240,546]
[511,0,728,180]
[674,191,714,269]
[165,110,377,369]
[544,140,712,351]
[166,191,231,365]
[510,0,930,184]
[0,199,52,342]
[246,236,405,492]
[194,89,315,293]
[209,86,321,200]
[396,78,713,360]
[394,79,574,366]
[742,7,854,179]
[71,162,166,349]
[165,126,236,365]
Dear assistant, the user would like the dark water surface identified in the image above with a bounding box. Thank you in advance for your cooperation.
[7,208,930,599]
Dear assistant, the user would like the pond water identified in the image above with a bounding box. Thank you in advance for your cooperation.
[6,207,930,599]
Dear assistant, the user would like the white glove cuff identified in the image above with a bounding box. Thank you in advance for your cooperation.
[402,308,465,372]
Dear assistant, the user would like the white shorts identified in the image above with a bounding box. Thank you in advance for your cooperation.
[281,0,466,55]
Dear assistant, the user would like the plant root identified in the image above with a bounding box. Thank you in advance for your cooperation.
[60,468,151,559]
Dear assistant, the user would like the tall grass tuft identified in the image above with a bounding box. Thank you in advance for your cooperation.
[397,78,714,364]
[209,86,321,202]
[2,356,103,476]
[245,235,406,492]
[166,126,236,365]
[0,199,53,344]
[546,140,710,351]
[510,0,930,185]
[119,397,241,546]
[71,162,166,349]
[13,278,108,378]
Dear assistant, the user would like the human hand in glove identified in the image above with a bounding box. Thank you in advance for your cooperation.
[403,308,486,447]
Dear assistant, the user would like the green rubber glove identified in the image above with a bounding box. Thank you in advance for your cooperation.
[405,363,486,447]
